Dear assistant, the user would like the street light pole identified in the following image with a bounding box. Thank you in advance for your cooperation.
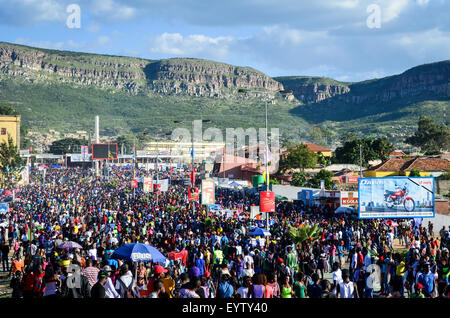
[264,99,270,232]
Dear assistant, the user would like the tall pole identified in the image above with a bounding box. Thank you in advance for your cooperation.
[192,138,196,215]
[156,143,159,206]
[95,116,99,177]
[359,143,363,177]
[265,100,269,232]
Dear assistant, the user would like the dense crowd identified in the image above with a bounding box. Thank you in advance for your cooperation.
[0,166,449,299]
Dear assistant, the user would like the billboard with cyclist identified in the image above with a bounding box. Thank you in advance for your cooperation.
[358,177,435,219]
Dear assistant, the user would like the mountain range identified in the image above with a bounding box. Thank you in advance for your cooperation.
[0,41,448,147]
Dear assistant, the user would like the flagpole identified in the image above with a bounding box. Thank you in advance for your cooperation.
[265,99,270,232]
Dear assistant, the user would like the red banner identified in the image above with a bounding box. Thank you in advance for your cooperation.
[188,187,199,202]
[190,168,196,186]
[131,179,138,188]
[260,191,275,212]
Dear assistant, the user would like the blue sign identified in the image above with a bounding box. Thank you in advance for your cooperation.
[0,202,8,214]
[358,177,435,219]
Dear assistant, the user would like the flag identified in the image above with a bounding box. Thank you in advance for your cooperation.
[190,168,196,186]
[108,151,114,159]
[190,147,194,159]
[262,171,269,184]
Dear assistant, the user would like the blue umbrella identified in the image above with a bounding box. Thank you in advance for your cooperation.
[248,227,271,237]
[111,243,166,263]
[58,241,82,249]
[228,181,241,187]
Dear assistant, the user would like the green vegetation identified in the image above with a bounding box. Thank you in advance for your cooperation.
[291,172,307,187]
[49,138,87,155]
[0,135,24,188]
[307,169,336,190]
[333,137,394,167]
[288,224,323,248]
[280,144,318,171]
[405,116,450,155]
[409,169,422,177]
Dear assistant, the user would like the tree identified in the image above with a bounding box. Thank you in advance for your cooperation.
[409,169,421,177]
[405,116,450,154]
[333,137,394,167]
[288,224,323,248]
[308,169,336,190]
[280,144,318,171]
[49,138,87,155]
[115,135,136,154]
[0,135,23,188]
[317,151,331,166]
[0,105,19,116]
[291,172,308,187]
[371,137,394,162]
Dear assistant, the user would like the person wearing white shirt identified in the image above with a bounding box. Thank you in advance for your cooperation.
[332,263,343,295]
[103,266,121,298]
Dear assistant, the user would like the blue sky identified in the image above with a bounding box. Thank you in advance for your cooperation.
[0,0,449,81]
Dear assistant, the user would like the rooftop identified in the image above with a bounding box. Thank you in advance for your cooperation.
[369,157,450,172]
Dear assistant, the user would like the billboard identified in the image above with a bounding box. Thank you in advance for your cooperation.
[92,143,118,160]
[143,177,153,193]
[201,179,215,205]
[341,191,358,207]
[358,177,435,219]
[260,191,275,212]
[188,187,199,202]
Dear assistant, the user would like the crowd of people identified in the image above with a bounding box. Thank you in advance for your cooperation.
[0,165,449,299]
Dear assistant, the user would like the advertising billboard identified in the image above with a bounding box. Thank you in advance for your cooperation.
[143,177,153,193]
[92,143,118,160]
[358,177,435,219]
[201,179,215,205]
[260,191,275,212]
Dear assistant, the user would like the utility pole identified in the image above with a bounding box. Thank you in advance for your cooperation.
[95,116,99,177]
[359,143,363,177]
[265,99,270,232]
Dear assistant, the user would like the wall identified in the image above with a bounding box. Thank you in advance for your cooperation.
[423,214,450,234]
[364,171,430,177]
[436,179,450,195]
[0,115,20,148]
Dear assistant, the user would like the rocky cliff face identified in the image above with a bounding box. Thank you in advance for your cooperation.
[276,61,450,105]
[0,42,283,97]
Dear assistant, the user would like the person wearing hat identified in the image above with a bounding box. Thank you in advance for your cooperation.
[418,262,436,298]
[411,283,425,298]
[91,270,108,298]
[102,265,120,298]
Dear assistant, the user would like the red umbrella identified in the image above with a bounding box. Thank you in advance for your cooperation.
[3,190,12,196]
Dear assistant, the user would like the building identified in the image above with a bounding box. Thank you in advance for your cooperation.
[144,141,225,164]
[281,142,333,160]
[0,115,20,148]
[304,143,333,157]
[365,157,450,177]
[389,150,406,158]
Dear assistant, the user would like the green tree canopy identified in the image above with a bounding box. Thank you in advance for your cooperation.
[409,169,421,177]
[308,169,336,190]
[0,105,20,116]
[49,138,87,155]
[115,135,136,154]
[405,116,450,155]
[280,144,318,171]
[333,137,394,167]
[291,172,308,187]
[0,135,23,188]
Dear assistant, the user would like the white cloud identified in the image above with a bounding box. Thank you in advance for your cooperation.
[90,0,136,21]
[150,33,235,60]
[381,0,411,23]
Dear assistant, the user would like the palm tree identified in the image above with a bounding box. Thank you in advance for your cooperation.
[288,223,323,248]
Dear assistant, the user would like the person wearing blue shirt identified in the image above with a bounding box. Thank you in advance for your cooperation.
[418,263,435,298]
[217,273,234,298]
